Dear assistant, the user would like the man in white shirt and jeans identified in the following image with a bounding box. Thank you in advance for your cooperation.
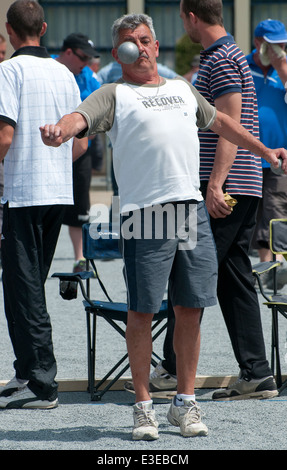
[0,0,87,410]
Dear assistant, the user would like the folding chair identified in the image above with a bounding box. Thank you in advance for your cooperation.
[252,218,287,394]
[52,222,168,401]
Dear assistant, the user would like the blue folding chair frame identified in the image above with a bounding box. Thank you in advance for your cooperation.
[252,219,287,394]
[53,223,168,400]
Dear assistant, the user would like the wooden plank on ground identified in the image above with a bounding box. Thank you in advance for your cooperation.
[1,375,286,392]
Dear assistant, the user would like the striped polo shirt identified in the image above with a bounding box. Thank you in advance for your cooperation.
[195,35,262,197]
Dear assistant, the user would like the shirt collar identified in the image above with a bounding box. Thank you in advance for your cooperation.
[11,46,50,59]
[202,34,235,54]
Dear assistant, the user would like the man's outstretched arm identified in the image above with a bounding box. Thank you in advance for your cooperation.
[211,109,287,173]
[40,112,88,147]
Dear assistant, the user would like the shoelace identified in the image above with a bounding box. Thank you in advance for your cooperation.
[135,409,156,427]
[183,402,204,424]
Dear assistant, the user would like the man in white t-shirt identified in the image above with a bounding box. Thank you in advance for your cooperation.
[40,14,287,440]
[0,0,87,410]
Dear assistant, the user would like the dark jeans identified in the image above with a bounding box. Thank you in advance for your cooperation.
[163,190,272,380]
[1,203,65,399]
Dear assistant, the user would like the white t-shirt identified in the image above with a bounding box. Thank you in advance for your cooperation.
[0,47,81,207]
[76,76,216,213]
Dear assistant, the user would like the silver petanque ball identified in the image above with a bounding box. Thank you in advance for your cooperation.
[271,157,284,175]
[117,41,139,64]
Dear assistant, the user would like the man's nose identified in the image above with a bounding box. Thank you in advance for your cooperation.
[136,41,145,53]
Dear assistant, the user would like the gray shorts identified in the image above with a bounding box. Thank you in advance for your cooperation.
[120,200,218,313]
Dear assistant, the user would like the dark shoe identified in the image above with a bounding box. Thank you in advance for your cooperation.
[0,385,58,409]
[212,375,278,401]
[0,376,28,397]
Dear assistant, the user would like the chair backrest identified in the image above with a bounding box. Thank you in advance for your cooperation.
[270,218,287,262]
[82,223,122,260]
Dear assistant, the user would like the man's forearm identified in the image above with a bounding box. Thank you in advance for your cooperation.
[213,111,271,160]
[211,110,287,172]
[56,113,87,142]
[40,112,88,147]
[208,137,237,191]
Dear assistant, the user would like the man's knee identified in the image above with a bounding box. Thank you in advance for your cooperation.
[127,310,154,328]
[173,306,202,323]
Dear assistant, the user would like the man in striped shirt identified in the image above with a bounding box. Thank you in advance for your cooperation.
[150,0,278,402]
[183,0,278,401]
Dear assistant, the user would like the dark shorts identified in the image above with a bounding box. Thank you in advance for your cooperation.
[63,151,92,227]
[120,200,218,313]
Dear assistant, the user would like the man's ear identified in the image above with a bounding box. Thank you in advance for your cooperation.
[5,22,12,36]
[188,11,197,24]
[155,39,159,58]
[111,47,120,64]
[40,22,47,37]
[254,37,261,51]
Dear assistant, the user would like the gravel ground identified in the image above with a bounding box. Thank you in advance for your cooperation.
[0,221,287,452]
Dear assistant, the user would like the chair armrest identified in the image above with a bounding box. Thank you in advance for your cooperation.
[252,261,281,276]
[252,261,281,302]
[52,271,95,281]
[52,271,94,301]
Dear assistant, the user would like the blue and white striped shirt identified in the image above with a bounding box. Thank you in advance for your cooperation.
[195,36,262,197]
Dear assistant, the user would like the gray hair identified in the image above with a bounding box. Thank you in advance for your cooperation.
[111,13,156,47]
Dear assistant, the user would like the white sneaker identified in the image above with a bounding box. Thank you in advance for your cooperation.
[149,361,177,392]
[0,376,29,397]
[124,361,177,398]
[0,385,58,409]
[132,401,159,441]
[167,398,208,437]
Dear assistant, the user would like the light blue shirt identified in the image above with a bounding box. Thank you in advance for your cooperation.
[246,50,287,168]
[97,61,177,84]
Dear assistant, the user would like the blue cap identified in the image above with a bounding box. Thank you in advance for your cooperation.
[254,19,287,43]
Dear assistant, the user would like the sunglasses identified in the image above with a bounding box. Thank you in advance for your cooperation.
[72,49,90,63]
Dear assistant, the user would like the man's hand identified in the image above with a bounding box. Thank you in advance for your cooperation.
[268,43,286,68]
[263,147,287,174]
[267,43,287,87]
[40,112,88,148]
[39,124,64,147]
[205,185,233,219]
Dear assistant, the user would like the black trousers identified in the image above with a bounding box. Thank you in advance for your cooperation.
[163,192,272,380]
[1,203,65,399]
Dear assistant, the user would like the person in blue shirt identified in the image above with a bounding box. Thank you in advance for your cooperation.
[247,19,287,289]
[75,63,100,99]
[97,59,177,84]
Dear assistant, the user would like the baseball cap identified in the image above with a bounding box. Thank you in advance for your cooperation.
[254,19,287,43]
[63,33,100,57]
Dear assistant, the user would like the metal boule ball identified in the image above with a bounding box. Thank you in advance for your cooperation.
[271,157,284,175]
[117,41,139,64]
